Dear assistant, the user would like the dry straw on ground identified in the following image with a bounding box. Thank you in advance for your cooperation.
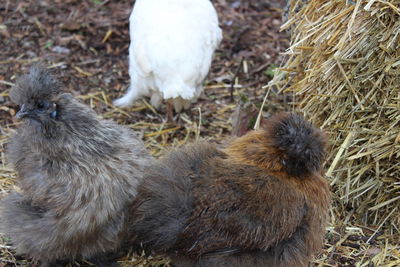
[271,0,400,240]
[1,0,399,265]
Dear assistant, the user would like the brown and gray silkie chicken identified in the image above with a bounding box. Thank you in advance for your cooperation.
[0,66,152,266]
[130,112,331,267]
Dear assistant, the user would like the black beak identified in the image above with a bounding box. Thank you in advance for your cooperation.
[16,104,31,119]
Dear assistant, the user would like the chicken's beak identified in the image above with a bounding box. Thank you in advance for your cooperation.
[16,104,30,119]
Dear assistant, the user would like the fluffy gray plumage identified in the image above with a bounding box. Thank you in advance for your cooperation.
[0,66,152,266]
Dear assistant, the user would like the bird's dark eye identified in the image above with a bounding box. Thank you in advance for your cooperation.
[37,101,48,110]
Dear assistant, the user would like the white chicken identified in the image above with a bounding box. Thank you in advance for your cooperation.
[114,0,222,114]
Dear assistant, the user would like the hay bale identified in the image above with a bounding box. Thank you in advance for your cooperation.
[271,0,400,236]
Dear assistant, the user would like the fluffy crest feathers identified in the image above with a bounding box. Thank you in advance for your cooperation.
[226,113,326,178]
[265,113,326,176]
[10,65,61,105]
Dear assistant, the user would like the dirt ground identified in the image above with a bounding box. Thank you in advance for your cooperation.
[0,0,396,266]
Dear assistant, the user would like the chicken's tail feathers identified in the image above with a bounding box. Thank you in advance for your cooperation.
[0,192,59,261]
[130,162,193,252]
[266,113,326,176]
[113,86,140,108]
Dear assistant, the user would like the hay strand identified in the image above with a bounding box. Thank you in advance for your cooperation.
[271,0,400,239]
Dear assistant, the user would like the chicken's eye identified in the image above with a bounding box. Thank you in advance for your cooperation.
[37,101,48,110]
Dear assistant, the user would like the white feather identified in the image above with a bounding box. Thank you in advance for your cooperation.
[114,0,222,110]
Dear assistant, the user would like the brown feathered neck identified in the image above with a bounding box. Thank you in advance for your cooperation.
[225,130,330,207]
[225,112,330,206]
[225,113,327,178]
[225,130,284,173]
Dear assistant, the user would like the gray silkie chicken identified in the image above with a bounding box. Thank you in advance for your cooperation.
[0,66,152,266]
